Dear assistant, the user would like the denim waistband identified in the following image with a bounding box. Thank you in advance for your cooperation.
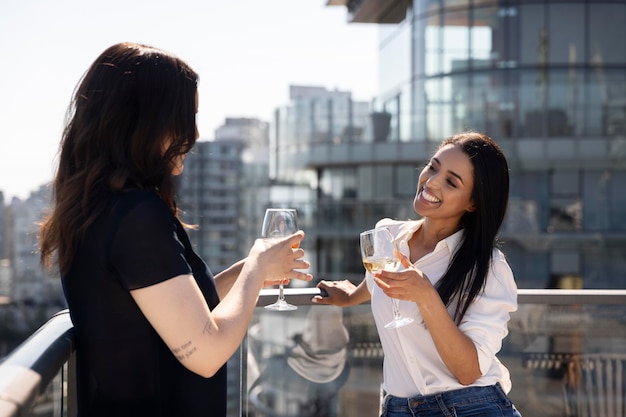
[383,383,512,412]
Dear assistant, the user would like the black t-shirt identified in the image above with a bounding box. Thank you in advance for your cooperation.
[62,189,226,417]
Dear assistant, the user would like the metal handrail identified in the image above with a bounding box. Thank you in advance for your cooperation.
[0,310,75,417]
[256,288,626,305]
[1,289,625,417]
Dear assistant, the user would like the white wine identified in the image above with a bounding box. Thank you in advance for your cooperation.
[362,257,399,273]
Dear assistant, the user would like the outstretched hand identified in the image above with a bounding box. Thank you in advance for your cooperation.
[247,231,312,288]
[312,279,357,306]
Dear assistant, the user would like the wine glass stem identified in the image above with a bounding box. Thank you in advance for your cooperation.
[392,299,401,319]
[278,284,285,301]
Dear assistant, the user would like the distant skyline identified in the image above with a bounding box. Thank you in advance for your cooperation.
[0,0,378,200]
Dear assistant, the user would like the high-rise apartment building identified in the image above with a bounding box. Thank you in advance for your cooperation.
[268,0,626,289]
[178,139,246,275]
[178,117,272,274]
[177,117,271,416]
[8,186,62,304]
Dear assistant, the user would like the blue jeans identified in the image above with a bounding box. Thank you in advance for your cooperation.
[381,383,522,417]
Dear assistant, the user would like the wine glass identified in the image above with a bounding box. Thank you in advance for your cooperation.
[262,208,299,311]
[360,227,414,329]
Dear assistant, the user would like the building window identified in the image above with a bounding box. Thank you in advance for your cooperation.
[549,251,582,289]
[548,170,582,232]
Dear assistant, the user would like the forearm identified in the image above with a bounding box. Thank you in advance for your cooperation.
[131,273,262,378]
[420,291,482,385]
[214,258,246,298]
[350,279,372,305]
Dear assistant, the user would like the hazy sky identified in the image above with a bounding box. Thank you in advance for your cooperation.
[0,0,378,200]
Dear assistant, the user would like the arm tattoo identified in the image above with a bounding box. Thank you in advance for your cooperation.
[172,340,197,361]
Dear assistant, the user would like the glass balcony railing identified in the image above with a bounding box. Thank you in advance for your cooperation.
[1,289,625,417]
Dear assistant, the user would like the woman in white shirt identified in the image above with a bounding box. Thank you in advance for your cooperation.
[313,131,522,417]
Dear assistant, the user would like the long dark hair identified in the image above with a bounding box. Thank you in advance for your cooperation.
[39,42,199,273]
[434,132,510,323]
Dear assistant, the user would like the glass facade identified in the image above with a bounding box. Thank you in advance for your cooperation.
[271,0,626,290]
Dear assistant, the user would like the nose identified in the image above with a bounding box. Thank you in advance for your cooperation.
[424,171,442,189]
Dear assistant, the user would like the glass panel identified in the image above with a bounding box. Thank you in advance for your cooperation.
[501,242,550,289]
[442,10,470,73]
[519,70,546,137]
[319,168,357,200]
[473,0,498,5]
[440,77,455,139]
[412,78,429,141]
[394,165,418,199]
[584,246,626,288]
[450,73,470,132]
[589,3,626,65]
[548,171,581,233]
[443,0,469,8]
[357,166,375,201]
[609,172,626,231]
[317,236,361,276]
[590,70,626,137]
[385,96,400,142]
[399,85,412,142]
[246,305,381,417]
[374,166,394,200]
[507,303,626,416]
[471,6,498,69]
[550,251,582,289]
[547,70,578,137]
[582,171,611,232]
[464,71,515,138]
[424,14,441,75]
[518,4,546,66]
[244,298,626,417]
[425,78,443,140]
[547,4,585,65]
[414,0,441,16]
[379,21,411,96]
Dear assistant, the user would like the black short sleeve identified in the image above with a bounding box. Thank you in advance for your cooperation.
[108,192,192,290]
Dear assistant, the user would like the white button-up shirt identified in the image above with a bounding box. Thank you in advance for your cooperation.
[365,218,518,397]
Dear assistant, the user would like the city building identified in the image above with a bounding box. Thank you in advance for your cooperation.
[178,137,247,274]
[177,118,270,416]
[264,0,626,289]
[8,186,62,304]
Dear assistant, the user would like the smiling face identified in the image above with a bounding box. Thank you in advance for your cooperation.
[414,144,476,228]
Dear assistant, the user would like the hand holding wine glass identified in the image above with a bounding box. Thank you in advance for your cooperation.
[360,227,414,329]
[262,208,299,311]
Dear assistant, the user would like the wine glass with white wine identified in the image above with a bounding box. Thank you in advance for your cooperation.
[261,208,299,311]
[360,227,414,329]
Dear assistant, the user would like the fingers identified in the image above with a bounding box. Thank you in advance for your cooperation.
[286,230,305,246]
[394,248,411,269]
[311,295,332,305]
[291,271,313,282]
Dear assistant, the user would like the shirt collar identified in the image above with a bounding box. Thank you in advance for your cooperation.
[399,219,465,255]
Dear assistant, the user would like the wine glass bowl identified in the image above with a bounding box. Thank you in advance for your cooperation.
[359,227,414,329]
[262,208,299,311]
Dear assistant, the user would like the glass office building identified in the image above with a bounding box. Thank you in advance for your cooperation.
[272,0,626,289]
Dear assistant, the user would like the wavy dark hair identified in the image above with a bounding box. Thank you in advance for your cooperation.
[39,42,199,273]
[434,132,510,324]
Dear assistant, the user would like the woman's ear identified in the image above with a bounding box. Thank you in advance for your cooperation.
[466,200,476,213]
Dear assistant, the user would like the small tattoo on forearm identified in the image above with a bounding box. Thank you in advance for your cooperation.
[172,340,197,361]
[202,320,213,335]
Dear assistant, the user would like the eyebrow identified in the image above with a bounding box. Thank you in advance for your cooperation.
[432,157,465,184]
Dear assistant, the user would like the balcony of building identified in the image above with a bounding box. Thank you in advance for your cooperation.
[1,289,626,417]
[326,0,411,24]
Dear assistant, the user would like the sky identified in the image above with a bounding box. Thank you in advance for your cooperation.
[0,0,379,200]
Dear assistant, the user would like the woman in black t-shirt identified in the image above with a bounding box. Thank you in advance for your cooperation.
[39,42,312,417]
